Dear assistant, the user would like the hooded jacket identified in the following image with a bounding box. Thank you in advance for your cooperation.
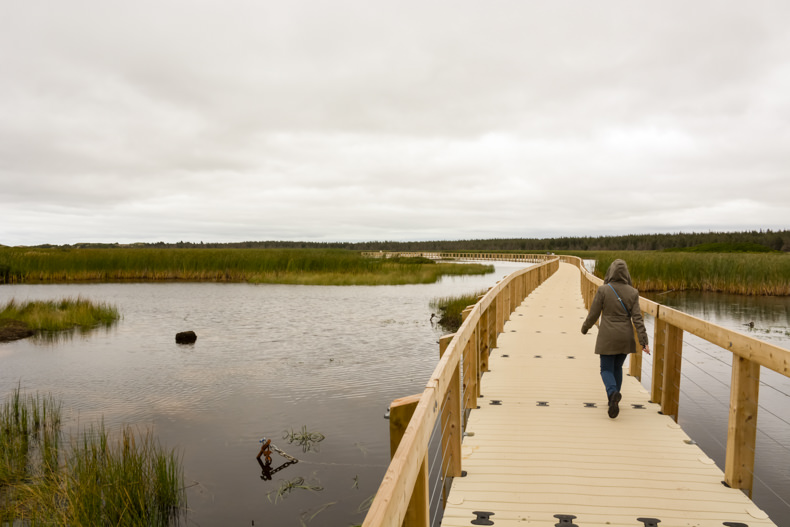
[581,259,649,355]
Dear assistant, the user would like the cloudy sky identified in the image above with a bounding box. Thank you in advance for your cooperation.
[1,1,788,246]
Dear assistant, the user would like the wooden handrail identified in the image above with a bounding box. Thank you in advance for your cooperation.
[362,257,560,527]
[560,255,790,497]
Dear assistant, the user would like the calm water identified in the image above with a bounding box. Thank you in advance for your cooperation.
[2,268,788,525]
[641,291,790,523]
[0,262,524,527]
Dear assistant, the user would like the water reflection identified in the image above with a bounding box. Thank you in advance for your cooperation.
[0,262,525,526]
[644,290,790,341]
[4,267,787,525]
[256,456,298,482]
[640,290,790,523]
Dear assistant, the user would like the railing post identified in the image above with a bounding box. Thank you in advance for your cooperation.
[651,315,667,405]
[724,357,760,497]
[660,323,683,422]
[389,394,429,527]
[461,306,474,322]
[478,318,489,373]
[462,338,476,413]
[472,325,481,397]
[496,290,505,335]
[487,304,497,355]
[478,297,489,372]
[439,335,462,485]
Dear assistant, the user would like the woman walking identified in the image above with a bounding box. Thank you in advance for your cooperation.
[581,259,650,418]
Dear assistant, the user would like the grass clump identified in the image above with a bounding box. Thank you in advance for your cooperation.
[0,297,120,342]
[0,247,493,286]
[63,424,185,526]
[594,251,790,295]
[0,387,185,526]
[430,289,489,332]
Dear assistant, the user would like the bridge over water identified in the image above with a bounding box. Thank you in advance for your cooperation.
[361,254,788,527]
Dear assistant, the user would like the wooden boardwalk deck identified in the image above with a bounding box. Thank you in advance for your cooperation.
[440,263,776,527]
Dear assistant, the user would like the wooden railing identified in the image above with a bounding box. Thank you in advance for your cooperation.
[362,256,560,527]
[561,255,790,497]
[360,251,554,263]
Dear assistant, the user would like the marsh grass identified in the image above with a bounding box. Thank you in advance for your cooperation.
[594,251,790,295]
[63,424,185,526]
[0,297,119,333]
[0,387,61,487]
[0,388,185,526]
[429,289,489,332]
[0,247,493,285]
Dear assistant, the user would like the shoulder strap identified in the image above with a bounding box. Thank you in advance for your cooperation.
[607,283,630,316]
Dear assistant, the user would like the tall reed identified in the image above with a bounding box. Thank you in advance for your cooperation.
[429,289,489,332]
[593,251,790,295]
[0,247,492,285]
[0,388,185,526]
[64,424,185,526]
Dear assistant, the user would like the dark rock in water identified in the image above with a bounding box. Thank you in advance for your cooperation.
[175,331,197,344]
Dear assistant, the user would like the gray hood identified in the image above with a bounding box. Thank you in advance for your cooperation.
[603,259,633,285]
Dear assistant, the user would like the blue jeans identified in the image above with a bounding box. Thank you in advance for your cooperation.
[600,354,628,398]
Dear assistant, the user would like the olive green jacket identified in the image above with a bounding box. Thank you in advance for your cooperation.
[581,259,649,355]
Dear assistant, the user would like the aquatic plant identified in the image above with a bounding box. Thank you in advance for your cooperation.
[0,297,119,341]
[283,426,325,453]
[62,424,185,526]
[593,251,790,296]
[664,242,778,253]
[0,247,493,286]
[429,289,489,332]
[0,388,186,526]
[267,476,323,504]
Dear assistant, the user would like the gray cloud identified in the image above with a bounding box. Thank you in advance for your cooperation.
[1,0,788,245]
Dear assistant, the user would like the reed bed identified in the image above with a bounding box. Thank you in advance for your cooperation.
[0,248,493,285]
[0,388,185,526]
[429,289,489,332]
[593,251,790,295]
[0,297,120,335]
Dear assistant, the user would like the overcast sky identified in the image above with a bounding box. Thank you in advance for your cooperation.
[1,1,788,246]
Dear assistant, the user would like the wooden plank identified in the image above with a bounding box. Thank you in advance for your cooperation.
[724,356,761,497]
[438,334,462,481]
[388,394,429,527]
[660,323,683,422]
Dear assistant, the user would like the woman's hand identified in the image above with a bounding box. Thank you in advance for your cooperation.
[643,345,651,355]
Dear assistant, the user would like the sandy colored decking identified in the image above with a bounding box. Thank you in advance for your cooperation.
[440,263,776,527]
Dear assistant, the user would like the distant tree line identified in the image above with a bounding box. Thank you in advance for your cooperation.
[28,229,790,252]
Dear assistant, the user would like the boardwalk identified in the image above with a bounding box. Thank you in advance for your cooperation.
[440,263,775,527]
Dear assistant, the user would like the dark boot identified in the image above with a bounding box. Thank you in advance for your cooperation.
[608,392,621,418]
